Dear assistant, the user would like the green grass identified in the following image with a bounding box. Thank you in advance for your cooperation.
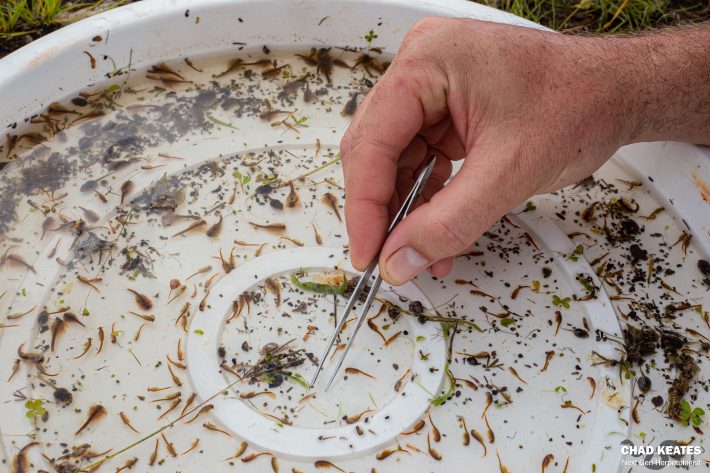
[1,0,127,39]
[0,0,708,52]
[479,0,709,33]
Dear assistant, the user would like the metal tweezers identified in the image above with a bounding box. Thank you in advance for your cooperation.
[310,155,437,391]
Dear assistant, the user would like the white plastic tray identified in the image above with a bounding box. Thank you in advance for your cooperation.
[0,1,707,472]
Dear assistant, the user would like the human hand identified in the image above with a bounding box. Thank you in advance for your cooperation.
[340,18,710,285]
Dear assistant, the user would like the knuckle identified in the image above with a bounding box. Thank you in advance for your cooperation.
[409,16,446,36]
[389,58,437,97]
[401,16,440,50]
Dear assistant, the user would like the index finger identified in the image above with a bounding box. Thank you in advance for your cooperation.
[341,67,445,269]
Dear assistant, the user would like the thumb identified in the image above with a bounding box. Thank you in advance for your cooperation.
[378,155,530,285]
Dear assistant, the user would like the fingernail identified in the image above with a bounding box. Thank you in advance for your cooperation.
[385,247,429,284]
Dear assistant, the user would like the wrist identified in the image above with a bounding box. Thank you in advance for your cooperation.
[590,26,710,145]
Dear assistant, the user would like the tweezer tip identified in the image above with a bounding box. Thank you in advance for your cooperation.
[323,378,334,392]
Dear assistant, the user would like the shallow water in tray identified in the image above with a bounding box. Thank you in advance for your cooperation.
[1,44,708,473]
[0,46,407,467]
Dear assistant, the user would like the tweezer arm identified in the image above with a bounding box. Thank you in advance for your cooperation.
[323,273,383,390]
[310,156,437,390]
[309,258,378,387]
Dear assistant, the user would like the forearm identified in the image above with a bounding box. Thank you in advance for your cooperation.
[606,23,710,145]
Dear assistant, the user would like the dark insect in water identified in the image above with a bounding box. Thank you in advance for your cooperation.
[7,358,21,381]
[0,251,36,273]
[280,236,303,247]
[73,232,114,262]
[17,343,44,363]
[508,367,527,384]
[96,327,105,354]
[269,198,284,210]
[249,221,286,233]
[262,61,289,79]
[259,109,294,122]
[214,58,271,78]
[180,393,196,416]
[162,433,177,457]
[146,74,193,86]
[51,384,73,405]
[206,214,223,238]
[458,416,470,446]
[573,328,589,338]
[481,391,493,418]
[142,176,186,211]
[75,404,107,435]
[185,404,214,424]
[303,81,315,103]
[539,454,556,473]
[614,197,639,213]
[553,311,562,336]
[225,442,248,461]
[344,367,376,380]
[312,223,323,245]
[352,53,387,76]
[149,62,185,80]
[127,288,153,310]
[148,438,160,466]
[73,337,92,359]
[77,275,102,292]
[51,318,66,351]
[296,48,349,84]
[314,460,347,471]
[427,432,442,460]
[341,93,359,117]
[114,457,138,473]
[217,248,236,273]
[184,57,202,72]
[375,445,408,460]
[471,429,486,456]
[157,399,181,420]
[286,181,300,207]
[698,259,710,278]
[580,201,601,222]
[484,414,495,443]
[540,351,555,372]
[401,419,425,435]
[428,413,440,442]
[94,189,108,204]
[79,206,100,223]
[637,375,652,393]
[69,108,106,126]
[12,441,38,473]
[41,217,55,239]
[167,362,182,387]
[172,219,207,237]
[322,193,342,221]
[119,411,140,433]
[283,74,308,95]
[255,184,273,195]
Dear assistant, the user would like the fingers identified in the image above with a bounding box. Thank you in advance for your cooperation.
[378,148,535,285]
[341,57,448,270]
